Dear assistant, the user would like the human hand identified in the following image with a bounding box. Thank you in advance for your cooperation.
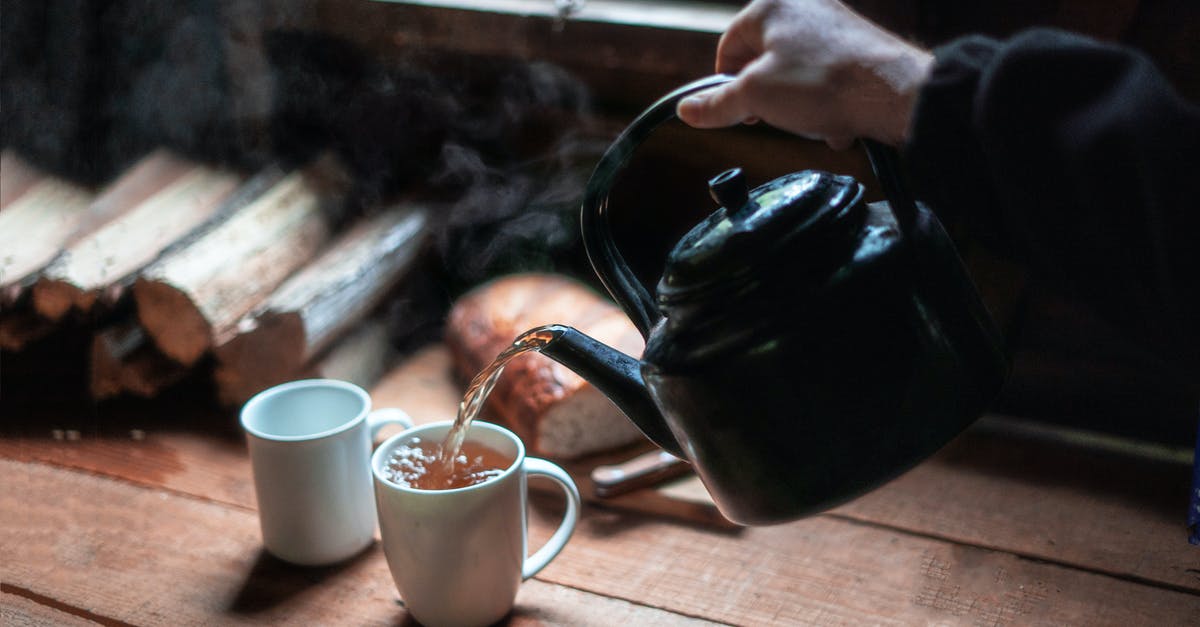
[676,0,933,149]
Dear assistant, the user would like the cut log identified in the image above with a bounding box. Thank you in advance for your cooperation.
[0,309,57,351]
[32,162,242,318]
[89,322,190,399]
[133,161,345,367]
[16,150,196,320]
[212,205,428,405]
[0,172,94,308]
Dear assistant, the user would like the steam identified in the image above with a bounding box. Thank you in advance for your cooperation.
[2,2,602,289]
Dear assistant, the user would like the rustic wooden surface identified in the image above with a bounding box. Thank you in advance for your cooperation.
[2,342,1197,625]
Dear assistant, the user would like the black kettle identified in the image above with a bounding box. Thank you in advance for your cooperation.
[534,75,1008,525]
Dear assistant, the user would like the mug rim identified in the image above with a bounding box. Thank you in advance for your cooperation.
[240,378,370,443]
[372,420,525,495]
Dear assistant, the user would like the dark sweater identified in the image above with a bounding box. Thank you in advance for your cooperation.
[904,27,1200,542]
[905,28,1200,379]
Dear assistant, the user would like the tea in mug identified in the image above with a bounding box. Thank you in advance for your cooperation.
[383,436,512,490]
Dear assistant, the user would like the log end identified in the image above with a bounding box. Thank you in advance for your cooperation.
[31,279,82,322]
[213,312,306,406]
[133,279,213,366]
[0,312,54,351]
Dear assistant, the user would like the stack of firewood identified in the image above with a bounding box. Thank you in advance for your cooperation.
[1,148,430,405]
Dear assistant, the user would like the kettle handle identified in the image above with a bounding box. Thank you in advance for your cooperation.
[582,75,736,339]
[581,74,921,339]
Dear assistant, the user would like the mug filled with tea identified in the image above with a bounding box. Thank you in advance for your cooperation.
[372,420,581,627]
[240,379,413,566]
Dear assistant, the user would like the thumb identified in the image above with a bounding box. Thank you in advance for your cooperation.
[676,81,751,129]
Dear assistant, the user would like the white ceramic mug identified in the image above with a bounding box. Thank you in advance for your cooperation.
[240,379,413,566]
[372,421,581,627]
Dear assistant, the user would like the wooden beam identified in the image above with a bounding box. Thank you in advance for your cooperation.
[133,161,344,367]
[0,590,101,627]
[211,204,428,405]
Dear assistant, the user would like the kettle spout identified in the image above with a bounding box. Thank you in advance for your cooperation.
[535,325,684,458]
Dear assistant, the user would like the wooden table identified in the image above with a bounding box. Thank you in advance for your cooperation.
[3,345,1198,625]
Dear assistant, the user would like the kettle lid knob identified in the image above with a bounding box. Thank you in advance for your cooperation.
[709,168,752,215]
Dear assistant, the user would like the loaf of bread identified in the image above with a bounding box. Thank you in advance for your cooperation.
[444,273,648,460]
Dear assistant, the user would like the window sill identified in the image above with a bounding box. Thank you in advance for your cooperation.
[373,0,736,33]
[316,0,736,111]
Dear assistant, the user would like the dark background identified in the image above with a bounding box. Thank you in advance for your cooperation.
[3,0,1197,445]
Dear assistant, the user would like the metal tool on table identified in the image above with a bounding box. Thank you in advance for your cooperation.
[590,449,691,498]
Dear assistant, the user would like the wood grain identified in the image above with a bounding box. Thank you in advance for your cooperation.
[831,422,1199,592]
[134,166,340,366]
[5,344,1197,596]
[34,164,242,314]
[24,150,194,321]
[0,459,722,626]
[211,205,428,405]
[0,175,94,307]
[0,590,105,627]
[526,501,1200,626]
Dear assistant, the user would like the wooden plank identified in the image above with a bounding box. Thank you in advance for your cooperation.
[0,590,102,627]
[830,417,1200,592]
[0,459,722,626]
[6,345,1198,594]
[8,455,1199,626]
[524,501,1200,626]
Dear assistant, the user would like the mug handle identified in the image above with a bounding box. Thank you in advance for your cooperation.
[367,408,414,441]
[521,457,581,580]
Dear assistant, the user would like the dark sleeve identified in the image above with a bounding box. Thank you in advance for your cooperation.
[904,28,1200,376]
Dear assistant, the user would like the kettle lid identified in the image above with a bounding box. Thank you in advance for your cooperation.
[659,168,865,300]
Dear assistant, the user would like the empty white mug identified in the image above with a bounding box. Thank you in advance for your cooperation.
[240,379,412,566]
[372,421,581,627]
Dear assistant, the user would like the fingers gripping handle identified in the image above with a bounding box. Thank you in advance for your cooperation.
[521,457,581,580]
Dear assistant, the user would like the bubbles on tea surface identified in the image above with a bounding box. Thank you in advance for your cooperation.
[384,436,440,488]
[385,437,509,490]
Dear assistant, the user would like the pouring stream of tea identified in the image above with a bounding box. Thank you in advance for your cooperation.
[438,325,566,473]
